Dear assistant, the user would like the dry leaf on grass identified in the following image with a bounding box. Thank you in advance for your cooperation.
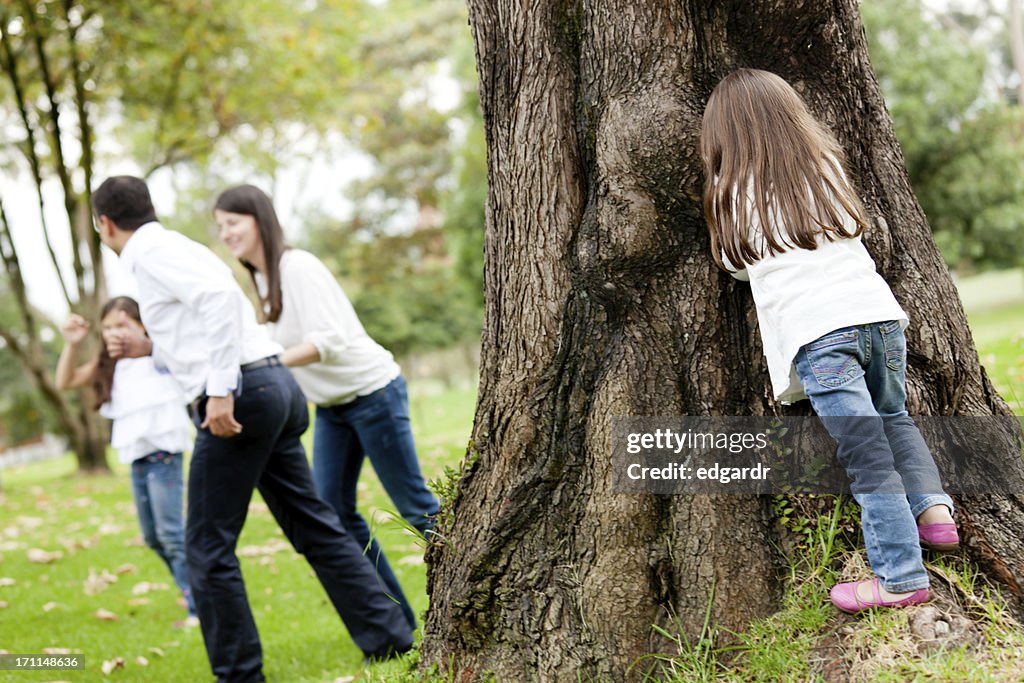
[41,648,75,655]
[101,657,125,675]
[95,608,119,621]
[42,601,61,612]
[127,598,150,607]
[115,564,137,575]
[0,577,17,587]
[238,538,290,557]
[135,656,149,667]
[27,548,63,564]
[0,601,8,609]
[131,581,169,595]
[84,569,119,595]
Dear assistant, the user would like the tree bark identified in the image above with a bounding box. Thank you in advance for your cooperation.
[423,1,1023,680]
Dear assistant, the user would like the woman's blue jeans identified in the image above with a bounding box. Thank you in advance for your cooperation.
[313,375,439,629]
[794,321,954,592]
[130,451,195,615]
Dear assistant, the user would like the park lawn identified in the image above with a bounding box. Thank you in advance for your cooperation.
[967,303,1024,415]
[0,384,476,683]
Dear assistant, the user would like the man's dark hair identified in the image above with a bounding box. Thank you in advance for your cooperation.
[92,176,158,231]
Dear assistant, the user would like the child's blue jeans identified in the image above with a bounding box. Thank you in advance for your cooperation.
[131,450,195,614]
[794,321,954,592]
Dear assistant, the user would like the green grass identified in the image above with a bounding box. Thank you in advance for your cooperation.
[959,267,1024,414]
[0,384,476,683]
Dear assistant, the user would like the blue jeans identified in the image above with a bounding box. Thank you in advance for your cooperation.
[130,451,195,615]
[313,375,439,630]
[794,321,954,592]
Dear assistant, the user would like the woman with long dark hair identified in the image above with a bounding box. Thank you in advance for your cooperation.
[214,184,438,630]
[56,296,197,626]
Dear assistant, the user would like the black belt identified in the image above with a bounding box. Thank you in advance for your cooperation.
[240,355,281,372]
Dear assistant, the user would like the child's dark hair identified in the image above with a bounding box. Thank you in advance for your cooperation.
[92,297,143,409]
[92,176,158,231]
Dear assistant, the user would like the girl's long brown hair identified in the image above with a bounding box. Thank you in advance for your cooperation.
[214,185,288,323]
[92,297,143,409]
[700,68,869,270]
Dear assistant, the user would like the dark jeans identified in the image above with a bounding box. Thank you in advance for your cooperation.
[313,375,439,630]
[130,451,195,615]
[186,362,412,683]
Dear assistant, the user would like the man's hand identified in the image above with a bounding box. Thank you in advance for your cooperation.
[106,311,152,359]
[201,394,243,438]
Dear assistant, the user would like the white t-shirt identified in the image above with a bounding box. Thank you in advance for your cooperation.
[99,357,193,464]
[257,249,400,406]
[726,184,908,404]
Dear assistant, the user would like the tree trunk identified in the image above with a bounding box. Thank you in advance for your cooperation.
[423,1,1023,680]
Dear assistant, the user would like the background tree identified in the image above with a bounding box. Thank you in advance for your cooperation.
[422,1,1023,680]
[862,0,1024,271]
[0,0,364,470]
[302,0,484,358]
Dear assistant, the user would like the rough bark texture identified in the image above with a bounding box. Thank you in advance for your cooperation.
[423,1,1023,680]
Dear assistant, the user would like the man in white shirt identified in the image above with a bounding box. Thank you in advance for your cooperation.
[93,176,412,681]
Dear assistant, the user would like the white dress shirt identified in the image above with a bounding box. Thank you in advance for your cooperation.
[100,356,193,464]
[256,249,399,406]
[119,222,282,401]
[725,180,907,404]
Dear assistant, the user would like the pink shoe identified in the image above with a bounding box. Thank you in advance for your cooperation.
[830,578,929,614]
[918,523,959,551]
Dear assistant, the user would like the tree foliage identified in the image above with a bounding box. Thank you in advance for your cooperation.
[0,0,366,467]
[301,0,484,356]
[863,0,1024,270]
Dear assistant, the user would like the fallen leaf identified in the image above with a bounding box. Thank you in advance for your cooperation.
[42,601,61,612]
[27,548,62,565]
[135,656,149,667]
[27,548,63,564]
[84,569,119,596]
[238,538,290,557]
[0,601,8,609]
[127,598,150,607]
[101,657,125,675]
[115,564,137,575]
[95,608,119,621]
[397,554,425,566]
[131,581,169,595]
[148,647,165,657]
[0,577,16,587]
[41,648,75,654]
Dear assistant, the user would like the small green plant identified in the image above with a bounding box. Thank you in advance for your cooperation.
[630,585,724,682]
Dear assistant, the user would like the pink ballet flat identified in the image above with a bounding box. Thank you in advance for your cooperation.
[830,578,929,614]
[918,523,959,552]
